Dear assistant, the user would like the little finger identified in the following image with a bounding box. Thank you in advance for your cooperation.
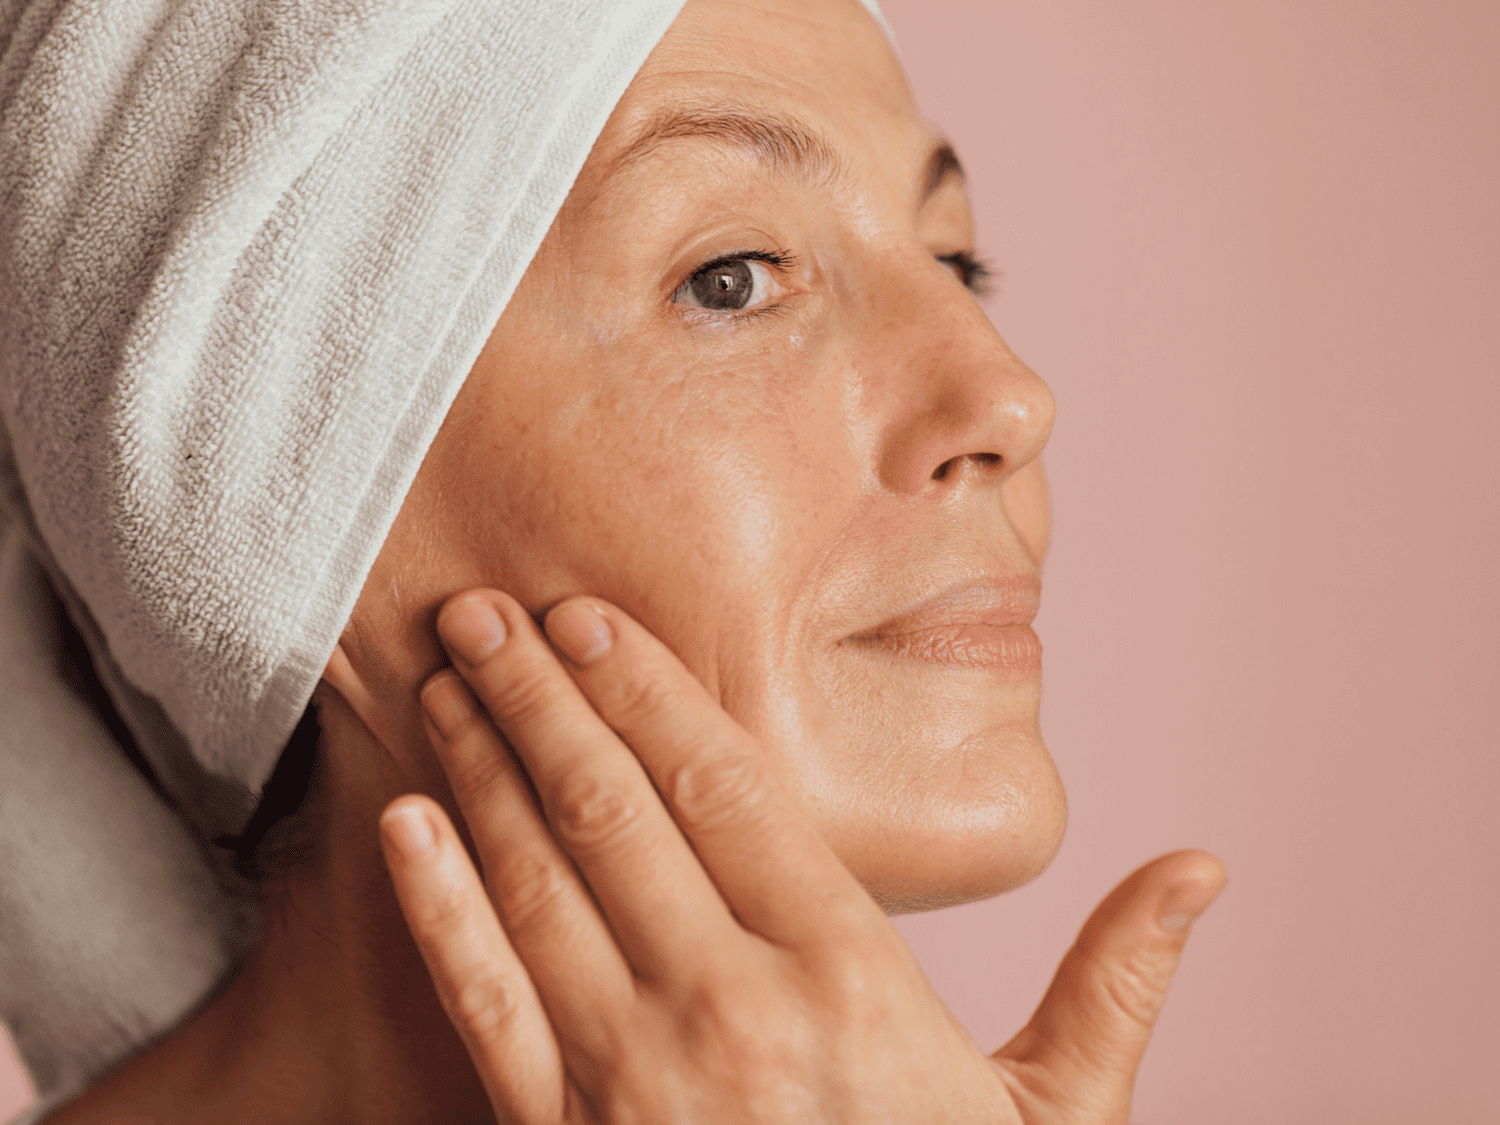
[380,794,566,1125]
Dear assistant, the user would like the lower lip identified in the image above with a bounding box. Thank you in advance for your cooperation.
[844,623,1042,674]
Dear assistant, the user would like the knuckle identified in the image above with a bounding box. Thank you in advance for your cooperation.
[688,976,786,1062]
[807,942,887,1015]
[668,749,768,833]
[407,877,472,938]
[549,767,640,853]
[598,1052,682,1121]
[608,669,684,733]
[481,660,567,728]
[491,848,571,933]
[446,972,525,1045]
[446,750,513,812]
[1093,952,1169,1033]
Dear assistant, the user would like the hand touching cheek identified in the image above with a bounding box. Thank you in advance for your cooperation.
[380,590,1226,1125]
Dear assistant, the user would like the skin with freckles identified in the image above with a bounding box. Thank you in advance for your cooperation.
[44,2,1225,1123]
[347,0,1064,912]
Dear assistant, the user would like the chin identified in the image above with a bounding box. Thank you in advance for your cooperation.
[800,728,1069,915]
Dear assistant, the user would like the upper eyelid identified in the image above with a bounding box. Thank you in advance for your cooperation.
[671,248,991,313]
[687,248,795,276]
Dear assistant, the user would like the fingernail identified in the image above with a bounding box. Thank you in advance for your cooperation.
[1158,878,1223,933]
[546,601,613,665]
[421,672,474,739]
[443,596,507,663]
[382,802,436,860]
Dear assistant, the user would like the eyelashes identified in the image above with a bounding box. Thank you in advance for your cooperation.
[936,251,995,298]
[696,248,797,274]
[673,246,997,318]
[673,249,797,313]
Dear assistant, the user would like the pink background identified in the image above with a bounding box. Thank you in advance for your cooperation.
[4,0,1496,1120]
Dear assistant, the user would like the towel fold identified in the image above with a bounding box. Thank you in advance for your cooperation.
[0,0,893,1104]
[0,0,688,1097]
[1,0,689,843]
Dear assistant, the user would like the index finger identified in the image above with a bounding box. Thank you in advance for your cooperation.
[542,596,883,949]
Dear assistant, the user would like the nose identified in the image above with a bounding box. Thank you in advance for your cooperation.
[871,259,1055,497]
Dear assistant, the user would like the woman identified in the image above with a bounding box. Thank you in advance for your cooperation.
[0,0,1225,1121]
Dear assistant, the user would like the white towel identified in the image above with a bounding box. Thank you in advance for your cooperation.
[0,0,893,1106]
[0,0,690,1098]
[1,0,692,843]
[0,504,256,1099]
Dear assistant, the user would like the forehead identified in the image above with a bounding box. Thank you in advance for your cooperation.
[581,0,932,193]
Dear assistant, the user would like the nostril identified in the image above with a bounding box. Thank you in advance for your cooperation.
[931,452,1001,481]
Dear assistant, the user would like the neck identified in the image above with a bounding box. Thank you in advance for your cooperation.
[48,695,493,1125]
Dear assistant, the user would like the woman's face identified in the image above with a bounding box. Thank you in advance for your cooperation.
[375,0,1064,911]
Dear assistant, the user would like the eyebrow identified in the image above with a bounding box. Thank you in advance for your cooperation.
[610,106,966,207]
[614,107,844,183]
[921,141,965,204]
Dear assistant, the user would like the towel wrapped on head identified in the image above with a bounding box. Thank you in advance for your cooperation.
[0,0,895,1109]
[0,0,691,1102]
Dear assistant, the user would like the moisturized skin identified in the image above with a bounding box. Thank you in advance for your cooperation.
[46,2,1225,1123]
[360,0,1064,913]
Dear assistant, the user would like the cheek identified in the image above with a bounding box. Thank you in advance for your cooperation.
[442,325,1064,908]
[451,329,855,685]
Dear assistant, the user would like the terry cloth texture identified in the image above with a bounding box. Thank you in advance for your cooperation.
[0,504,256,1105]
[0,0,691,1101]
[0,0,895,1110]
[0,0,694,847]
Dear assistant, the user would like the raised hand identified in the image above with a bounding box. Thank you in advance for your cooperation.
[378,590,1226,1124]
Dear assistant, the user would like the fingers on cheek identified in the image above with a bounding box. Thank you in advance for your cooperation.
[416,665,592,934]
[545,599,686,711]
[545,602,873,932]
[438,593,513,669]
[665,743,778,844]
[435,595,607,777]
[546,606,737,787]
[544,598,616,667]
[433,592,562,737]
[420,670,486,762]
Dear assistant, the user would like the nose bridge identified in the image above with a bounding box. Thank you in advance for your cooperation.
[867,260,1055,497]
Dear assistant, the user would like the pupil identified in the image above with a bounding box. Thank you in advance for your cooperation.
[690,260,753,310]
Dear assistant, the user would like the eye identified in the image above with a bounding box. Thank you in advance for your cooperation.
[674,255,780,312]
[936,251,994,297]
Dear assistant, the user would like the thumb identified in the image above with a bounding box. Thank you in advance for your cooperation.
[994,850,1228,1124]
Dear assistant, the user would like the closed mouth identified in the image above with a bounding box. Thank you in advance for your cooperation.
[841,576,1043,673]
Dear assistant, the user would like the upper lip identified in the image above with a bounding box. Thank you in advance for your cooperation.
[850,574,1041,639]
